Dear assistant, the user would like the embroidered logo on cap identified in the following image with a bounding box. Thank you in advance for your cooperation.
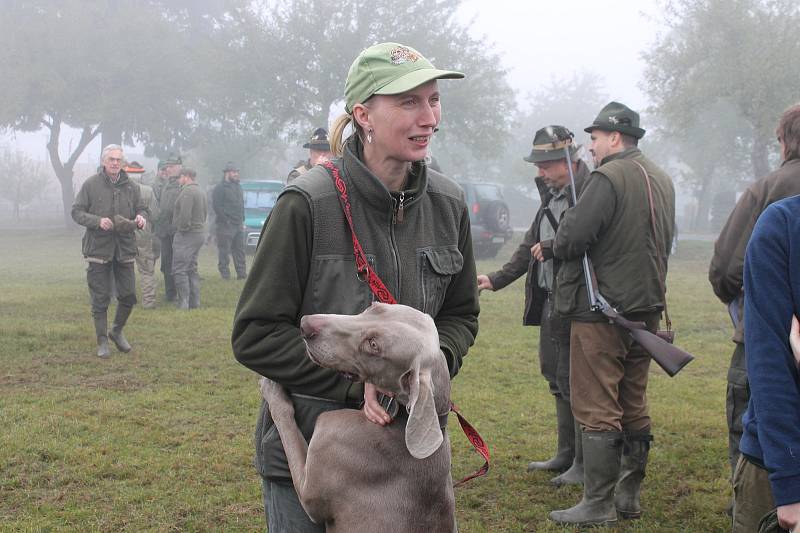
[390,46,420,64]
[608,116,619,125]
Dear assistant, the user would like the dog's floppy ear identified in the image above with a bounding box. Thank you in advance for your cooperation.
[404,367,442,459]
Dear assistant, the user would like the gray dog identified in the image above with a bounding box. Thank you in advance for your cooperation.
[259,302,457,532]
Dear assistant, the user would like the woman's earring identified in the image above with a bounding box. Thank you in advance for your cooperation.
[367,129,373,144]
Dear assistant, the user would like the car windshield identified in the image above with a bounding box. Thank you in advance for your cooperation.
[245,190,279,210]
[474,184,502,202]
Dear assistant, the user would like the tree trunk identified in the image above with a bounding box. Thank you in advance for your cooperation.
[56,170,75,227]
[42,114,101,228]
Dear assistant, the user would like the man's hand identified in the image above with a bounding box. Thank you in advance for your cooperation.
[363,382,393,426]
[135,214,146,229]
[477,274,494,292]
[532,242,544,262]
[777,501,800,531]
[99,217,114,231]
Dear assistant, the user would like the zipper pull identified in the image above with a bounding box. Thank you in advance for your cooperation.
[396,192,405,223]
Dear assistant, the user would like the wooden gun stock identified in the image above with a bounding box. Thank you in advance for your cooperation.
[602,308,694,377]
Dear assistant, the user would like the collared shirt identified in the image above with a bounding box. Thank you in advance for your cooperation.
[537,186,570,290]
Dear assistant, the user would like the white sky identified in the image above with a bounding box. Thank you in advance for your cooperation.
[458,0,660,110]
[3,0,662,163]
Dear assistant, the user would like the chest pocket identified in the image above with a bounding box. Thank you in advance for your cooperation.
[311,254,376,315]
[419,246,463,316]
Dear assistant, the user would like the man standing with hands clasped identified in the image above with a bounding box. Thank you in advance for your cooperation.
[478,125,589,487]
[71,144,148,357]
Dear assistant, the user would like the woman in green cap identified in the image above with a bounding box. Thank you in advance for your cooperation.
[232,42,479,531]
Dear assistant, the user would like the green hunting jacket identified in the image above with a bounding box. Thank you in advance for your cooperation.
[232,136,479,480]
[71,170,148,262]
[173,182,208,233]
[155,177,181,237]
[553,148,675,321]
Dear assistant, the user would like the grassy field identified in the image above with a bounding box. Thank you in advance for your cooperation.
[0,229,733,532]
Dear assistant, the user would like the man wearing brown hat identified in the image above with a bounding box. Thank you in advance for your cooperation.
[212,162,246,279]
[286,128,332,183]
[548,102,675,527]
[478,125,589,487]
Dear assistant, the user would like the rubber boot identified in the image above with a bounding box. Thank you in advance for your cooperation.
[108,305,133,353]
[552,419,584,486]
[549,431,623,527]
[615,429,652,519]
[528,396,575,472]
[93,312,110,358]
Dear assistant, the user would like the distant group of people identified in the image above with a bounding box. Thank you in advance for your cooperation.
[70,147,251,357]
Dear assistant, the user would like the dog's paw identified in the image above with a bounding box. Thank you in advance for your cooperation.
[259,377,294,418]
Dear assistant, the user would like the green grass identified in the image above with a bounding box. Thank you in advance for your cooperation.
[0,230,732,531]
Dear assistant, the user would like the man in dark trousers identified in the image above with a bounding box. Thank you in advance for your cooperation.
[155,155,182,301]
[710,103,800,497]
[212,161,246,279]
[549,102,675,527]
[478,125,588,487]
[71,144,148,357]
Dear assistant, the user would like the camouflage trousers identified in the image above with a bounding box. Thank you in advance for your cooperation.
[135,254,158,309]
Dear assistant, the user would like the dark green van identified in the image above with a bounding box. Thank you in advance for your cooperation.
[241,180,285,250]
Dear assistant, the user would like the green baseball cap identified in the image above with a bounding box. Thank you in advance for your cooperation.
[344,42,464,114]
[524,125,578,163]
[584,101,646,139]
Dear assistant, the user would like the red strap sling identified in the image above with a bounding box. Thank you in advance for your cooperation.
[322,160,489,487]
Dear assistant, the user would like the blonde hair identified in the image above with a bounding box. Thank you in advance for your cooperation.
[329,113,352,157]
[330,100,372,157]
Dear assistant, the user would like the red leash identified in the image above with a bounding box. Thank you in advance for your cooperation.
[323,160,490,487]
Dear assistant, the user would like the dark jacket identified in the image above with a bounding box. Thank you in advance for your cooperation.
[553,148,675,321]
[739,196,800,507]
[155,177,181,237]
[709,157,800,343]
[487,160,589,325]
[232,136,479,479]
[211,179,244,227]
[71,170,148,261]
[173,182,208,233]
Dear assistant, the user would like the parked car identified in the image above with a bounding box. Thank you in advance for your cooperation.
[457,181,513,259]
[241,180,285,251]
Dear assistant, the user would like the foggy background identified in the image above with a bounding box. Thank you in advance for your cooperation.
[1,0,797,233]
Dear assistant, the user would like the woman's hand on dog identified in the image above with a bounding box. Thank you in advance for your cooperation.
[363,383,393,426]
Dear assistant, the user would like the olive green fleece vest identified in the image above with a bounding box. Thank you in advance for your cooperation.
[255,141,470,480]
[557,148,675,319]
[285,148,467,319]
